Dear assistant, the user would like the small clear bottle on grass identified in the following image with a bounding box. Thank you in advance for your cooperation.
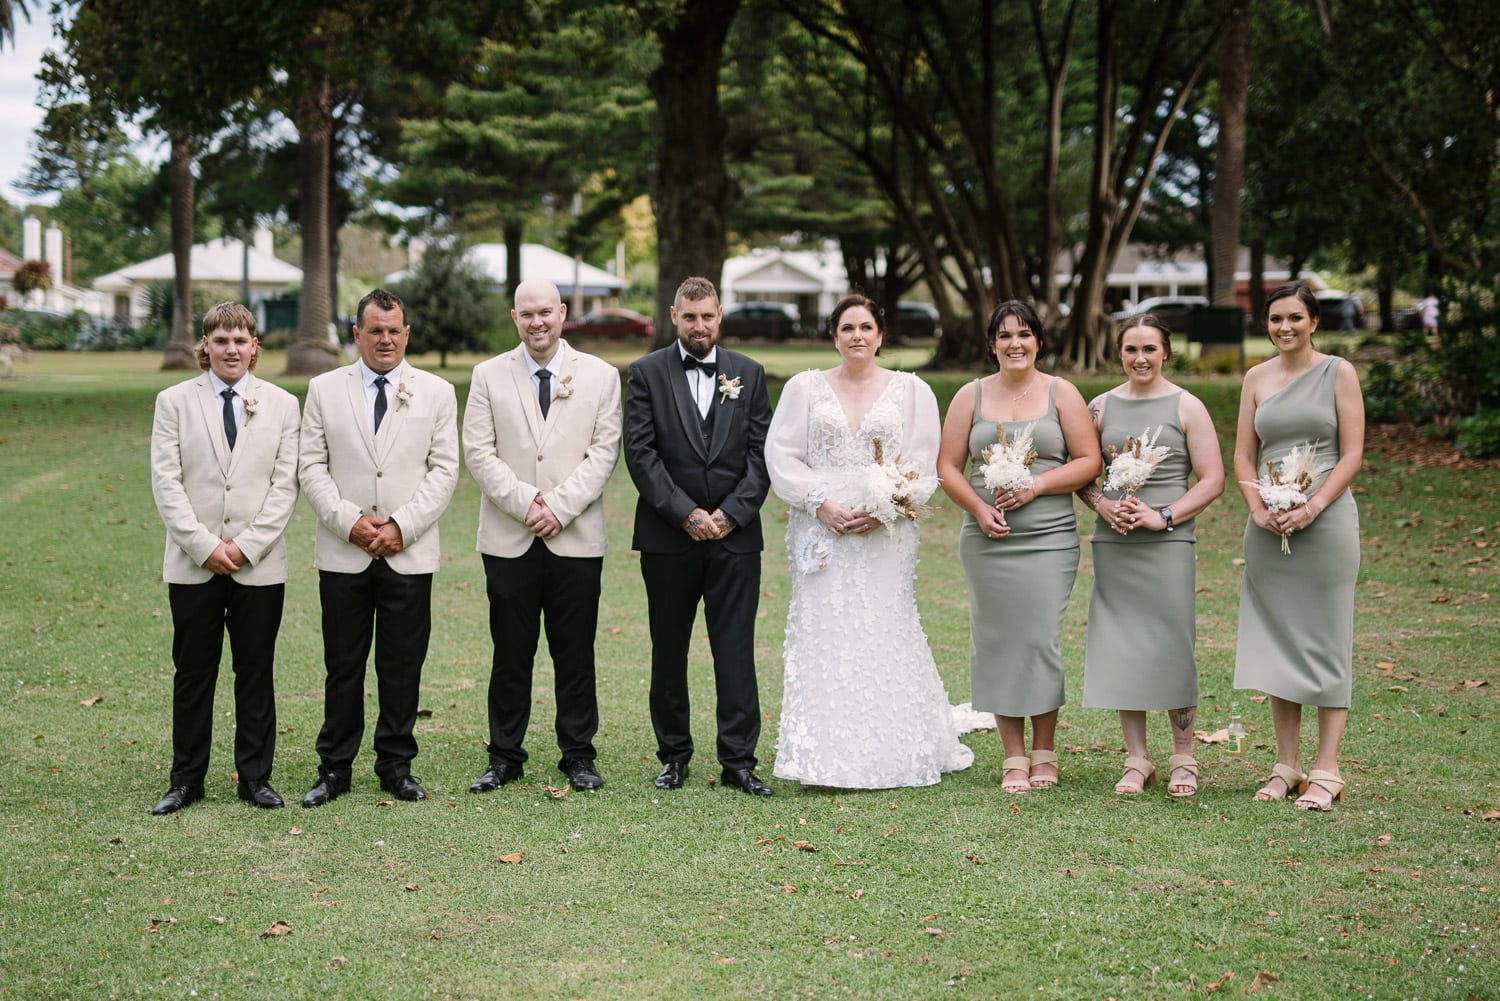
[1226,702,1247,758]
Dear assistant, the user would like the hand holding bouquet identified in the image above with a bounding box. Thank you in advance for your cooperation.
[1242,441,1316,554]
[1103,426,1170,499]
[862,437,935,530]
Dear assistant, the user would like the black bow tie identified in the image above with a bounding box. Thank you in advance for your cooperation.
[682,355,716,375]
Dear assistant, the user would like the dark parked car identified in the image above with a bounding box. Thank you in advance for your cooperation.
[1109,295,1209,334]
[720,301,801,341]
[893,302,942,343]
[561,307,653,340]
[1315,290,1366,331]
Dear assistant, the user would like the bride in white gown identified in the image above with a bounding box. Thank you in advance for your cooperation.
[766,295,974,789]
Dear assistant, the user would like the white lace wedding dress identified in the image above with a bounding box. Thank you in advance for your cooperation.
[766,370,974,788]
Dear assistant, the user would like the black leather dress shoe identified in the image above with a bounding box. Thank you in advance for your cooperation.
[301,773,350,809]
[560,757,603,791]
[380,775,427,801]
[721,768,774,797]
[151,784,204,815]
[654,761,688,789]
[469,762,524,793]
[237,779,284,809]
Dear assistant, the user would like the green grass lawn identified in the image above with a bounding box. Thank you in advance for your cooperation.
[0,348,1495,1000]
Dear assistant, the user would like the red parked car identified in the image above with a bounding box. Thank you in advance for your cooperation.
[562,308,654,340]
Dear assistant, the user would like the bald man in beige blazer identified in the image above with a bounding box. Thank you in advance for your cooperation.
[298,288,459,806]
[148,302,300,815]
[465,279,622,794]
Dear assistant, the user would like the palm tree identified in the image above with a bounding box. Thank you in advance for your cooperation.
[1,0,30,50]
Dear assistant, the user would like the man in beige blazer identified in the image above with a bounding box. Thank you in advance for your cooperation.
[465,279,622,793]
[148,302,300,815]
[298,288,459,806]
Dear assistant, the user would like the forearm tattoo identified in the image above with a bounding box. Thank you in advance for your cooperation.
[1077,483,1104,510]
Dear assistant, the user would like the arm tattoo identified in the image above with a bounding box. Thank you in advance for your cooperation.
[1077,483,1104,510]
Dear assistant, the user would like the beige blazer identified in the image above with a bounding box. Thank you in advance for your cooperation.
[465,340,621,559]
[298,362,459,574]
[149,373,301,586]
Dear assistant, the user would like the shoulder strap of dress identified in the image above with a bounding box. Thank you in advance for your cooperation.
[1046,375,1059,411]
[970,378,983,426]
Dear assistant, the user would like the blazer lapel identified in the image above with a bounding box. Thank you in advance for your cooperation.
[223,374,260,476]
[194,373,233,476]
[509,347,545,447]
[344,366,380,465]
[668,350,710,461]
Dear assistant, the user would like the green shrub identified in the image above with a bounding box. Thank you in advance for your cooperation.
[1455,408,1500,457]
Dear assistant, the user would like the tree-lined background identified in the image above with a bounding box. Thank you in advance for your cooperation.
[5,0,1500,442]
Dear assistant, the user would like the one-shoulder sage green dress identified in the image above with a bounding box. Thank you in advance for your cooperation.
[1082,391,1199,710]
[1234,357,1359,707]
[960,378,1079,717]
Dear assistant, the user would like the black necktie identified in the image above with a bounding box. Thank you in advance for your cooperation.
[682,355,716,375]
[373,375,389,434]
[221,388,237,450]
[537,368,552,419]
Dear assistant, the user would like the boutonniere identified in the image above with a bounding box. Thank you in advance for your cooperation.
[717,374,742,405]
[555,375,574,400]
[396,382,414,410]
[242,397,259,423]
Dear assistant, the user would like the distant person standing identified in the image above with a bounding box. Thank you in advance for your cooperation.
[1339,295,1361,334]
[1417,292,1440,337]
[298,288,460,807]
[148,302,300,814]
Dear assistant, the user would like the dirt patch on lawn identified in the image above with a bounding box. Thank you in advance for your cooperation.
[1365,422,1500,470]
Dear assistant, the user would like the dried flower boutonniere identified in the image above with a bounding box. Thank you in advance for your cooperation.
[396,382,414,410]
[242,397,259,424]
[717,374,742,405]
[555,375,575,400]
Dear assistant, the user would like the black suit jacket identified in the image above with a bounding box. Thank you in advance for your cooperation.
[624,345,772,555]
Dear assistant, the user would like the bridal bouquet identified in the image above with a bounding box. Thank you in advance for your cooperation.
[1242,441,1317,555]
[979,422,1038,495]
[862,437,935,529]
[1102,426,1170,499]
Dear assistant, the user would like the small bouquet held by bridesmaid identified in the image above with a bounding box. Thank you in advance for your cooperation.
[862,437,935,530]
[1102,426,1170,499]
[1243,441,1317,555]
[979,421,1038,498]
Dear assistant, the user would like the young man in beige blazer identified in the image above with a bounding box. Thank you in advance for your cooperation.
[148,302,300,814]
[297,288,459,806]
[465,279,622,793]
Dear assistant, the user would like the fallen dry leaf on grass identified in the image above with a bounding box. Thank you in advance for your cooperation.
[80,696,103,706]
[260,920,292,938]
[1375,833,1393,847]
[1459,679,1488,689]
[499,852,523,864]
[793,840,818,852]
[782,885,797,893]
[404,883,419,892]
[1200,970,1234,991]
[1480,809,1500,822]
[1197,728,1229,744]
[375,800,395,807]
[326,956,347,969]
[1376,661,1395,670]
[850,888,864,900]
[543,784,570,799]
[288,826,303,835]
[1246,971,1279,993]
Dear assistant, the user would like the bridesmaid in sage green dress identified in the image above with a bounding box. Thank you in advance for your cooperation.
[937,300,1101,794]
[1078,315,1223,798]
[1233,282,1364,811]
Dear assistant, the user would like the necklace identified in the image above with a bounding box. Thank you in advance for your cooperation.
[1006,376,1034,402]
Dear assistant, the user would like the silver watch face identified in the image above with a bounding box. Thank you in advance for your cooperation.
[1160,507,1173,521]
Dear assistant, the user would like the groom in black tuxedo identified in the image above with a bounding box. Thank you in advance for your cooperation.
[624,276,774,796]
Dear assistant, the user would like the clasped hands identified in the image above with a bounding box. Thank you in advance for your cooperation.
[203,539,246,574]
[1256,501,1317,539]
[682,507,736,541]
[1098,496,1166,536]
[350,514,405,557]
[816,499,876,538]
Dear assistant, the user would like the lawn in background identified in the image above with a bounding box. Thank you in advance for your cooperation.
[0,348,1495,1000]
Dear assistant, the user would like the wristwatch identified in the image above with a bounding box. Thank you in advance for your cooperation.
[1159,506,1175,532]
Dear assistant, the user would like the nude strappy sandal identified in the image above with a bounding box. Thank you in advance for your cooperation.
[1114,756,1156,795]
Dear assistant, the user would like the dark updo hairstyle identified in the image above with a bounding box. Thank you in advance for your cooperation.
[1264,281,1320,336]
[826,292,886,354]
[1115,312,1173,362]
[985,299,1046,362]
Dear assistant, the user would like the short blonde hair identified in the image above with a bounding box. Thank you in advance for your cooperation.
[196,301,259,371]
[673,276,719,308]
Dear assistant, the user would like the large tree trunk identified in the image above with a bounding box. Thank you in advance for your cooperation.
[1210,10,1248,308]
[503,219,523,304]
[286,77,340,375]
[647,0,741,347]
[160,138,197,371]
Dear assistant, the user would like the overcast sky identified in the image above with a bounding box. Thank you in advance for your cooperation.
[0,16,56,207]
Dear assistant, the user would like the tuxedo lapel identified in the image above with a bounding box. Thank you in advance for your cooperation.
[668,351,710,461]
[192,373,233,476]
[706,355,735,462]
